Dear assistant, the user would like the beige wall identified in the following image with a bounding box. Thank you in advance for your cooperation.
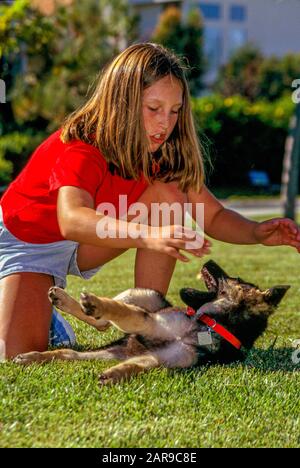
[186,0,300,60]
[183,0,300,82]
[247,0,300,56]
[134,3,165,40]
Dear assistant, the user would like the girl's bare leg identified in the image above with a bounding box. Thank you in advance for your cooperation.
[0,273,53,358]
[134,249,176,295]
[76,181,186,295]
[1,183,185,359]
[134,181,186,294]
[76,245,127,272]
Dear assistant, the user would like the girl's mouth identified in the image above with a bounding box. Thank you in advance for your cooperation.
[150,134,166,145]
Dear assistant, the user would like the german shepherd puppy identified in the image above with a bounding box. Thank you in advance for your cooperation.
[14,260,290,385]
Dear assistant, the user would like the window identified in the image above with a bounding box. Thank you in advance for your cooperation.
[228,28,248,55]
[230,5,247,22]
[204,26,223,71]
[199,3,222,20]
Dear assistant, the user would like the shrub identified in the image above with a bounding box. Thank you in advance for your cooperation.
[0,130,46,185]
[215,44,300,103]
[192,94,295,188]
[152,6,205,95]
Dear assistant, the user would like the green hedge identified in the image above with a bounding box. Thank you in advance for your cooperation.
[192,94,295,188]
[0,130,46,185]
[0,94,295,189]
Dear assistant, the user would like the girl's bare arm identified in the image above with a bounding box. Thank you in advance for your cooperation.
[57,186,211,261]
[188,185,300,250]
[188,185,258,244]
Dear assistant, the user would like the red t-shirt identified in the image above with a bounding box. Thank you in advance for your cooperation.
[0,130,148,243]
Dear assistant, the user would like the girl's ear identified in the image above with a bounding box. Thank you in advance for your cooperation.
[263,285,290,306]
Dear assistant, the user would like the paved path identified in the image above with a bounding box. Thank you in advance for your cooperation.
[221,198,300,217]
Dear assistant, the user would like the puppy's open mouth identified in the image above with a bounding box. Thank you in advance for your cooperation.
[201,267,218,292]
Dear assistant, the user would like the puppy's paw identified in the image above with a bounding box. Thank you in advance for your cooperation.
[98,369,122,386]
[80,292,104,319]
[99,373,115,386]
[94,320,112,332]
[13,351,47,365]
[48,286,72,311]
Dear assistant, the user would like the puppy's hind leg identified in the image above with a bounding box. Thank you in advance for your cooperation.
[98,343,198,385]
[48,286,111,332]
[80,292,157,335]
[99,354,160,385]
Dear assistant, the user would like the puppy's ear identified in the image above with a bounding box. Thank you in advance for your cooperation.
[264,285,290,307]
[180,288,216,309]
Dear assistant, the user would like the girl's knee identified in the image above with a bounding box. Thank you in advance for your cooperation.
[152,181,187,205]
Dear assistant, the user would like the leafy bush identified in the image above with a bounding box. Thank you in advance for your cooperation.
[259,54,300,102]
[215,44,300,102]
[0,0,138,185]
[214,44,263,102]
[152,6,205,95]
[0,96,294,189]
[1,0,138,132]
[192,94,295,188]
[0,130,46,184]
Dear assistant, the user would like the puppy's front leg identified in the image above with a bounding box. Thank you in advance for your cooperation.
[14,346,128,365]
[80,292,156,335]
[13,349,82,364]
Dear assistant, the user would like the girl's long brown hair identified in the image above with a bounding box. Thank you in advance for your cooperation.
[61,43,205,193]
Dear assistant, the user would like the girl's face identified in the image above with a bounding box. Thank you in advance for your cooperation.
[142,75,183,153]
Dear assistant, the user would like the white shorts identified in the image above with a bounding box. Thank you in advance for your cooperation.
[0,206,101,288]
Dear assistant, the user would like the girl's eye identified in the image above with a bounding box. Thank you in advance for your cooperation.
[148,107,158,112]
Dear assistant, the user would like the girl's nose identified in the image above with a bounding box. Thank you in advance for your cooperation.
[157,113,169,131]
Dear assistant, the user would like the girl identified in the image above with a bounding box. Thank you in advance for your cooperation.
[0,43,299,359]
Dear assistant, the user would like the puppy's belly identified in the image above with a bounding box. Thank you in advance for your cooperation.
[153,310,197,342]
[153,341,197,368]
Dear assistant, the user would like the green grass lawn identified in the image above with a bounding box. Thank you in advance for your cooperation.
[0,219,300,448]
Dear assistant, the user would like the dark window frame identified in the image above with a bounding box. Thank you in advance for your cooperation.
[230,4,247,22]
[199,3,222,20]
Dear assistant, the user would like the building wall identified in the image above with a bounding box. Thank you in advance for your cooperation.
[130,1,182,39]
[191,0,249,82]
[247,0,300,57]
[134,3,166,40]
[131,0,300,83]
[190,0,300,82]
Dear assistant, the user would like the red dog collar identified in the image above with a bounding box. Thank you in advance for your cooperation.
[186,306,242,350]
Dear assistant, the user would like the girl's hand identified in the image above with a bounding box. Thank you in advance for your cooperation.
[254,218,300,251]
[142,225,212,262]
